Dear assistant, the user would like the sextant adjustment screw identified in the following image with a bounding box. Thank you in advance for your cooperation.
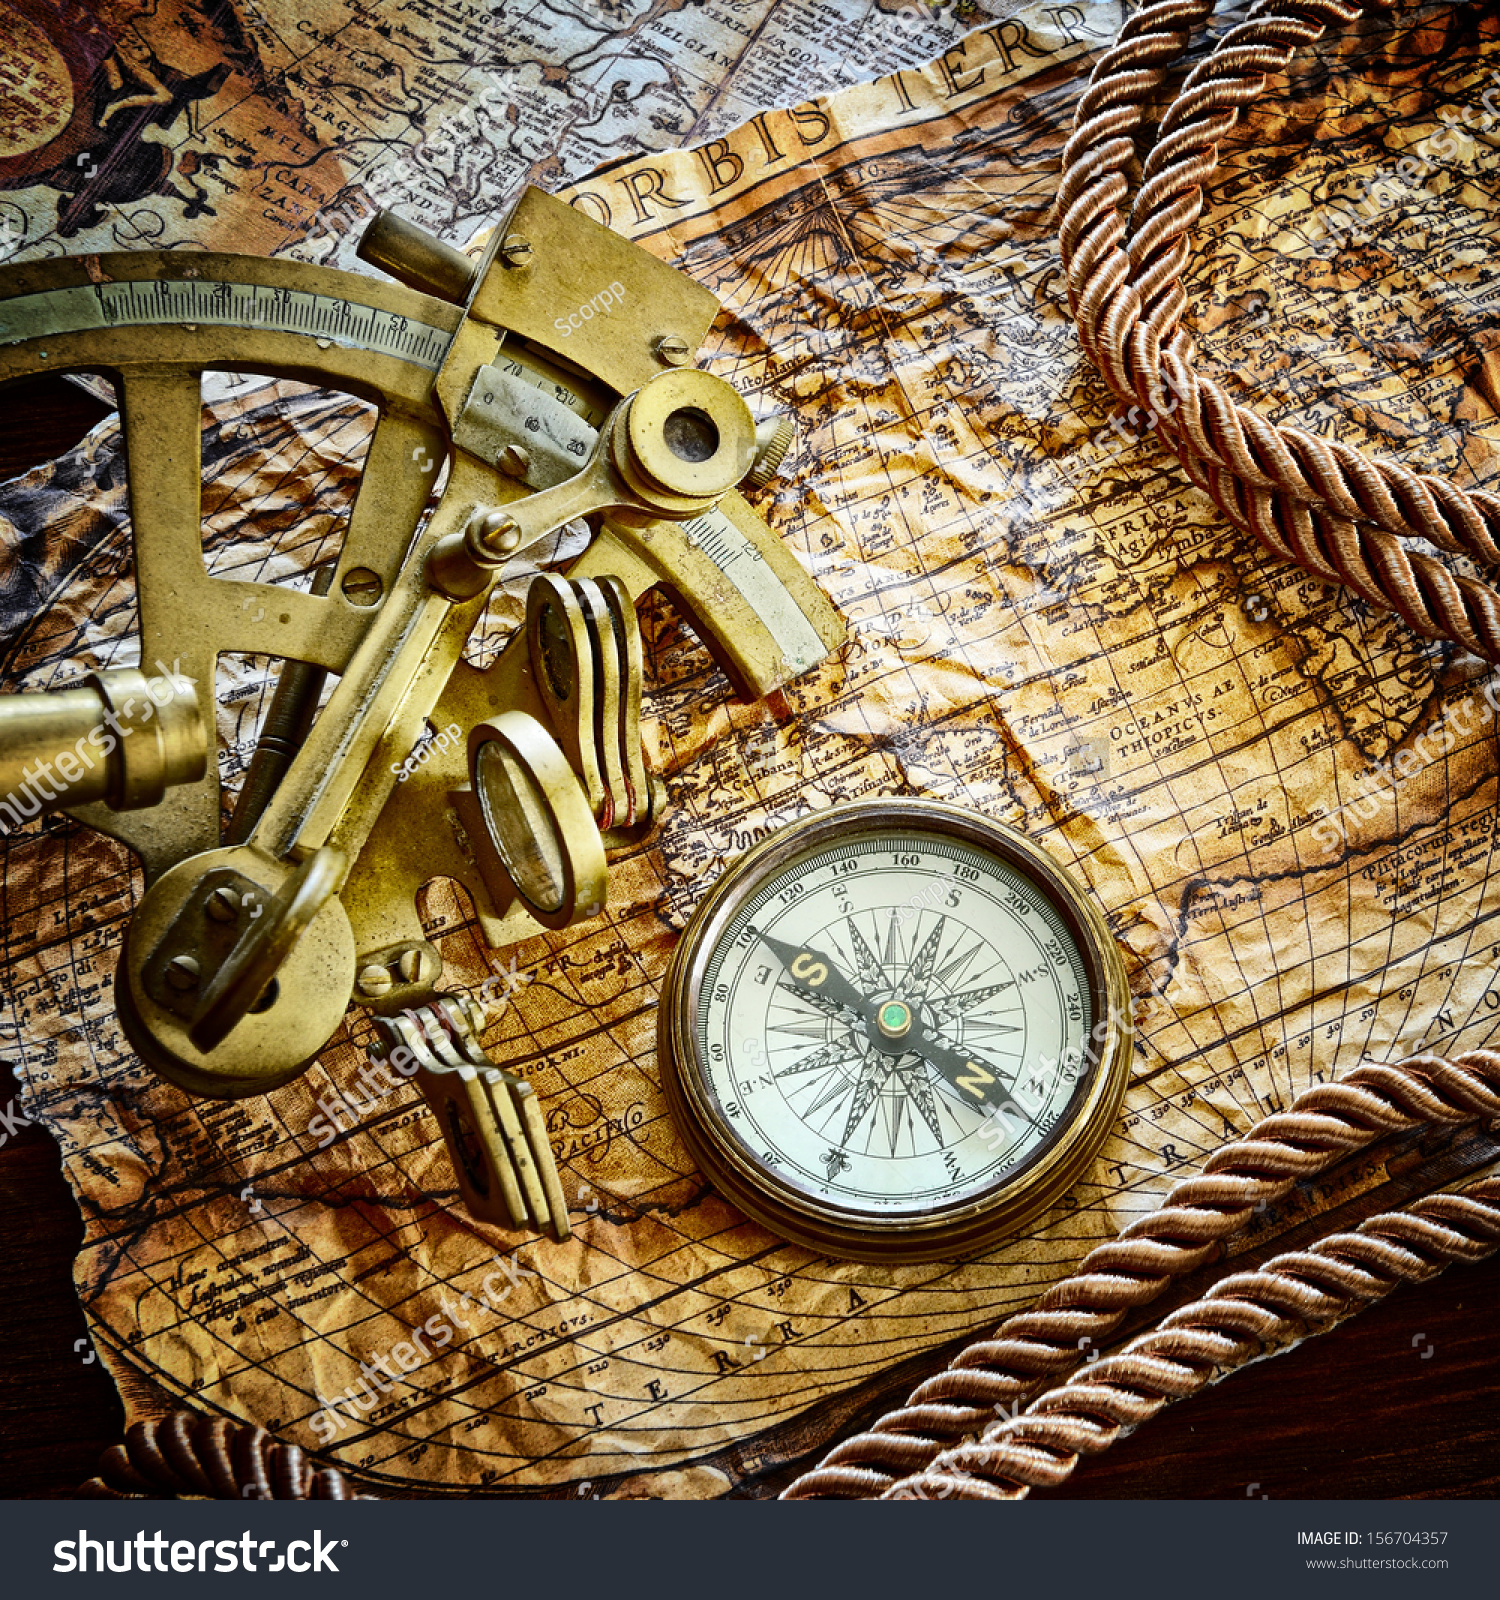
[499,235,533,268]
[497,444,532,480]
[470,508,522,556]
[357,964,394,999]
[166,955,201,991]
[340,567,383,606]
[654,334,691,367]
[205,885,240,922]
[398,948,433,984]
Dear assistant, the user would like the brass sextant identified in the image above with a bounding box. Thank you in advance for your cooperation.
[0,190,842,1239]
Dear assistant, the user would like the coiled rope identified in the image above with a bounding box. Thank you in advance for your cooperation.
[1060,0,1500,660]
[78,1409,369,1500]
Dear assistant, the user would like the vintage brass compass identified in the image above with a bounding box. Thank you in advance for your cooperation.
[660,800,1132,1262]
[0,193,841,1242]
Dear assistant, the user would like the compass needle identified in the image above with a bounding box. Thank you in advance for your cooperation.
[759,928,869,1021]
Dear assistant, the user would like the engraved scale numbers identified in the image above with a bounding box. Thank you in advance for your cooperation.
[495,346,609,428]
[698,836,1093,1218]
[0,275,609,431]
[0,276,455,367]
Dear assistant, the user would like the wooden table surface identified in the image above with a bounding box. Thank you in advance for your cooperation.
[0,378,1496,1501]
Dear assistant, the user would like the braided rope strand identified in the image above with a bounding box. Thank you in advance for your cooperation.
[880,1177,1500,1500]
[781,1050,1500,1498]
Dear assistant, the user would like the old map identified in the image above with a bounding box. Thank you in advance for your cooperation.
[5,0,1500,1495]
[0,0,994,268]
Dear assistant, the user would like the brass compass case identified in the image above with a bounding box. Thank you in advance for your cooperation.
[660,800,1134,1262]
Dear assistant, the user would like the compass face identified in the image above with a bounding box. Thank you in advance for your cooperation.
[660,801,1132,1262]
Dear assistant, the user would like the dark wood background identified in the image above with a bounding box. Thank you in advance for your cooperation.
[1,379,1496,1501]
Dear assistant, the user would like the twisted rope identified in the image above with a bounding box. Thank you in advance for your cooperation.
[881,1175,1500,1500]
[1059,0,1500,659]
[77,1409,373,1500]
[783,1049,1500,1498]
